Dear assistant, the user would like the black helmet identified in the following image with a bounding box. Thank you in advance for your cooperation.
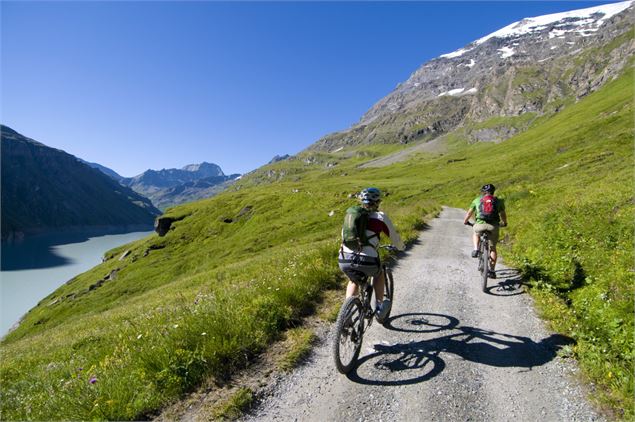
[481,184,495,194]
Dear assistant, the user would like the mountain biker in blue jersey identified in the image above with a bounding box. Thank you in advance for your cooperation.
[338,187,404,320]
[463,184,508,278]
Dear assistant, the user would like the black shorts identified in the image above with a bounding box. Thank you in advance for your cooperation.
[338,251,380,283]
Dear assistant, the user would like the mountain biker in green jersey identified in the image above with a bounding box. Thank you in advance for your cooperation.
[338,187,404,320]
[463,184,508,279]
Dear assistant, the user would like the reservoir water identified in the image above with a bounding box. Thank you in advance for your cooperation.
[1,230,152,337]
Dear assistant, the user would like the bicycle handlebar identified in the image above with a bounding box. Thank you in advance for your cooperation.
[465,221,507,228]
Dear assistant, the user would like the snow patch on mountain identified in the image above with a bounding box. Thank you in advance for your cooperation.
[475,0,632,44]
[498,46,515,58]
[440,48,472,59]
[438,87,477,97]
[439,0,633,59]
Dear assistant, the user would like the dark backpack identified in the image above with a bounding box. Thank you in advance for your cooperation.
[342,206,377,251]
[478,194,498,223]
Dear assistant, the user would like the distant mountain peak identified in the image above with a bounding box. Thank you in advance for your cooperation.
[181,162,222,174]
[122,161,238,209]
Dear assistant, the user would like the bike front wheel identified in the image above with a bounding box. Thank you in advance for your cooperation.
[332,296,364,374]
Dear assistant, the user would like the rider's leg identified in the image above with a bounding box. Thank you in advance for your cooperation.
[373,270,385,303]
[346,281,358,298]
[490,246,497,269]
[471,231,481,257]
[489,226,500,270]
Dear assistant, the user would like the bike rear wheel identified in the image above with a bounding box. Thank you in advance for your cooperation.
[332,296,364,374]
[481,240,490,292]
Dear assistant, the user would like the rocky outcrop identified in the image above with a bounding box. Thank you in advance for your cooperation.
[155,216,177,236]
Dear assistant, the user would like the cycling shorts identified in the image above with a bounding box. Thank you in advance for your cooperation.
[338,251,380,283]
[474,223,500,247]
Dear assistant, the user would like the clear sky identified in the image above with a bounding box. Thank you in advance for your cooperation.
[1,1,619,177]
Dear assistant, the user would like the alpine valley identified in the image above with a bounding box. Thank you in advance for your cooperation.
[1,2,633,421]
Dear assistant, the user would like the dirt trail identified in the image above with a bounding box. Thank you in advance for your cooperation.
[240,207,603,422]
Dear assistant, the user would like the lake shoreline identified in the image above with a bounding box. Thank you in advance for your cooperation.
[2,223,155,246]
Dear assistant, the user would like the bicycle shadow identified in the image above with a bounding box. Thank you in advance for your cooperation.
[484,268,526,297]
[345,312,573,386]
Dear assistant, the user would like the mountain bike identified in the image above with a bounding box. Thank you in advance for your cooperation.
[332,245,397,374]
[466,222,506,292]
[465,222,491,292]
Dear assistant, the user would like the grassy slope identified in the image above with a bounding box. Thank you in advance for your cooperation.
[1,69,633,420]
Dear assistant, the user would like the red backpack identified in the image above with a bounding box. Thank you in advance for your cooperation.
[478,194,498,222]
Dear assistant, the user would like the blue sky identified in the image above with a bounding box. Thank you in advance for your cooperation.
[1,1,619,177]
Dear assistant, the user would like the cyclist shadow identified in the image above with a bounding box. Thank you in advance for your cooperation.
[381,237,423,270]
[345,312,573,386]
[485,269,525,296]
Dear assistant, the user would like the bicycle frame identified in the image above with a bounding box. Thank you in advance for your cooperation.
[478,231,491,292]
[466,221,492,292]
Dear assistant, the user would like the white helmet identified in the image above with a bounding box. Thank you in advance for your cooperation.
[359,187,381,205]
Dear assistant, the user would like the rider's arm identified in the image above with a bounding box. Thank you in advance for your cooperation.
[378,213,405,251]
[500,209,508,226]
[463,208,474,225]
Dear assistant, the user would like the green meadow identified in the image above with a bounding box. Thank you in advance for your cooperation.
[1,69,633,420]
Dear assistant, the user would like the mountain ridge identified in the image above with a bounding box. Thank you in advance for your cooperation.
[120,162,240,210]
[308,0,634,151]
[0,125,161,242]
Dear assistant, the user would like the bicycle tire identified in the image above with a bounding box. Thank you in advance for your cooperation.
[481,239,489,292]
[382,268,394,324]
[332,296,364,374]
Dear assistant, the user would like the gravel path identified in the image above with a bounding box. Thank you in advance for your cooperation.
[359,137,447,168]
[241,207,604,422]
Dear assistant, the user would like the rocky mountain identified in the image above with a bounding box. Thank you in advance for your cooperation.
[1,125,161,242]
[78,159,124,182]
[310,1,634,150]
[121,162,240,210]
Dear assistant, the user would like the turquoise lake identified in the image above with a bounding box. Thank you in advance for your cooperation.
[1,230,152,337]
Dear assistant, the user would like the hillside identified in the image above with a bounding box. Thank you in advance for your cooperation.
[1,66,632,420]
[0,126,160,242]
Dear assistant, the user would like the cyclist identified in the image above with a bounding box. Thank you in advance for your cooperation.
[338,187,405,320]
[463,183,508,279]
